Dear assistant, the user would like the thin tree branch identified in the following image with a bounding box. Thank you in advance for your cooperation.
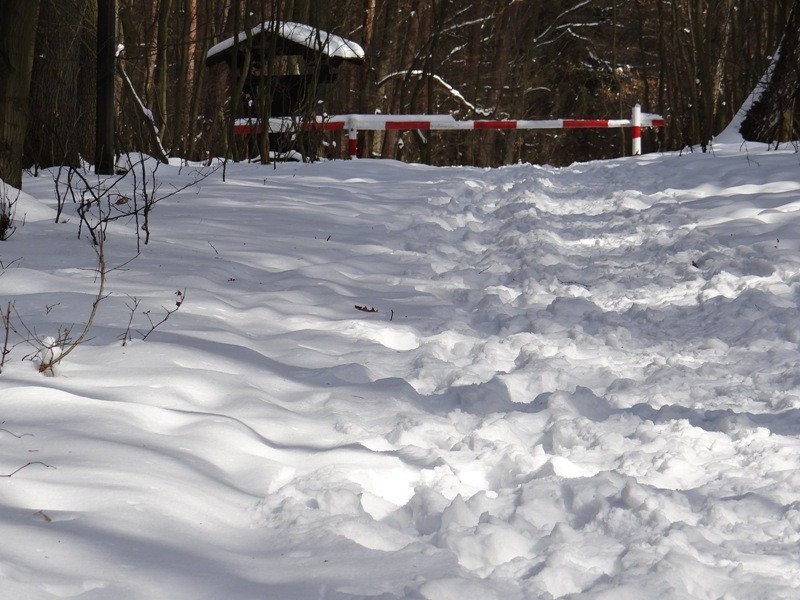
[0,461,55,478]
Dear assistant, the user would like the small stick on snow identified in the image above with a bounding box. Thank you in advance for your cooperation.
[0,462,55,478]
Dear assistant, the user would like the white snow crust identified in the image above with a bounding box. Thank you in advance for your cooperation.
[3,142,800,599]
[207,21,365,62]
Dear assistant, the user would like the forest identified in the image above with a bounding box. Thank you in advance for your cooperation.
[1,0,798,185]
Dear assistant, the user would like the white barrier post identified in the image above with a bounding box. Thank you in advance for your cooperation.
[631,104,642,156]
[348,122,358,159]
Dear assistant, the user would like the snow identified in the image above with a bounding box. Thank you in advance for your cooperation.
[3,141,800,599]
[206,21,365,63]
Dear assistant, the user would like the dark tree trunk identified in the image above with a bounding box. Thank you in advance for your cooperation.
[96,0,117,174]
[26,0,97,169]
[740,0,800,143]
[0,1,42,188]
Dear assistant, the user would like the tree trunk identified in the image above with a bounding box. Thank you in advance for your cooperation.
[155,0,173,144]
[740,0,800,143]
[96,0,117,174]
[0,1,42,188]
[26,0,96,169]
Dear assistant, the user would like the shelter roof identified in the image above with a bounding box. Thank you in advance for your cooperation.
[205,21,365,66]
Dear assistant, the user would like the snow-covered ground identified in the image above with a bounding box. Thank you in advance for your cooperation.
[2,141,800,599]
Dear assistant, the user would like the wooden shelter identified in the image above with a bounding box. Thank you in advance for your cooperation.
[205,21,364,119]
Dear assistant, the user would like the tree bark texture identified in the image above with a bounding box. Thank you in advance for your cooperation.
[95,0,117,174]
[26,0,97,169]
[0,0,42,188]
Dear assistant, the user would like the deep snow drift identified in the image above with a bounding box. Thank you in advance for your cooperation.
[2,142,800,599]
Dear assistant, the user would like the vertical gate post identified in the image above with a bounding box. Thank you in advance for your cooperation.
[348,120,359,159]
[631,104,642,156]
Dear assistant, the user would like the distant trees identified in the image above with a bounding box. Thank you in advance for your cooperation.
[26,0,97,171]
[117,0,211,159]
[0,0,798,187]
[331,0,625,164]
[740,0,800,143]
[635,0,794,151]
[0,1,41,188]
[320,0,796,164]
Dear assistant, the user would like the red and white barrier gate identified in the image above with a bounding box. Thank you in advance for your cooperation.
[234,104,664,158]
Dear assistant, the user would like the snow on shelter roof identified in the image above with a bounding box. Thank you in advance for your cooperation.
[205,21,365,66]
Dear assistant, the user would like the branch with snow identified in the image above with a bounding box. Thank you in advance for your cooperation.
[117,62,170,164]
[377,70,493,117]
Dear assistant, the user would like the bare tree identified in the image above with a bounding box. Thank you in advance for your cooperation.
[96,0,117,174]
[26,0,97,170]
[0,1,42,188]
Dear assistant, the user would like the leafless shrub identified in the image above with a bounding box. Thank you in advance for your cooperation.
[2,155,208,376]
[0,302,12,374]
[1,182,19,241]
[37,244,107,375]
[52,152,220,251]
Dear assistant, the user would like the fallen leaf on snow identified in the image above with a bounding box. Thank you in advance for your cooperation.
[355,305,378,313]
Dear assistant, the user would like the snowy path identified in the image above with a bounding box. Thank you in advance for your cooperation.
[2,147,800,598]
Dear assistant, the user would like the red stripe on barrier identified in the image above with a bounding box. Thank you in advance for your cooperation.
[302,121,346,132]
[474,121,518,130]
[234,124,262,135]
[562,119,611,129]
[632,125,642,138]
[348,138,358,157]
[386,121,431,130]
[651,119,665,128]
